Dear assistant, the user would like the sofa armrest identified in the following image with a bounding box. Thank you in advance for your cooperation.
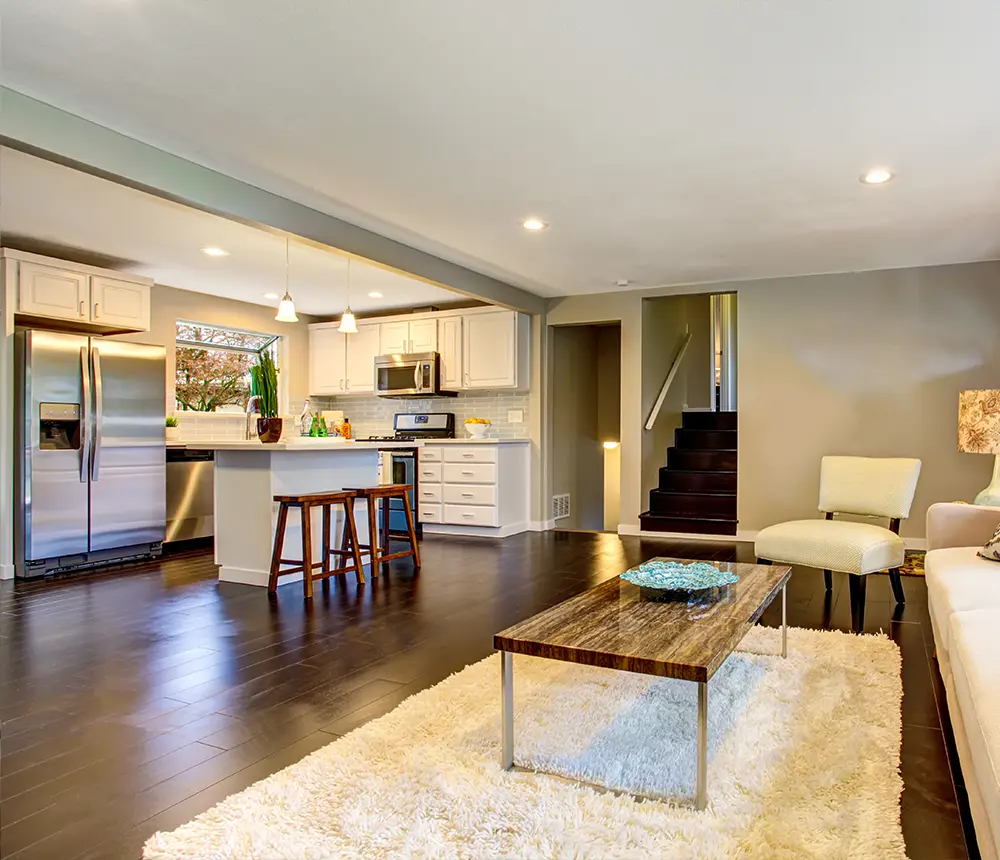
[926,503,1000,551]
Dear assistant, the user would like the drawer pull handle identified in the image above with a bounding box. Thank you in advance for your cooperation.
[462,493,473,497]
[463,453,474,458]
[461,470,474,475]
[422,492,434,496]
[462,513,474,518]
[422,471,434,476]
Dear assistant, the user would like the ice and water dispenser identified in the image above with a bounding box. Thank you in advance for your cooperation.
[38,402,81,450]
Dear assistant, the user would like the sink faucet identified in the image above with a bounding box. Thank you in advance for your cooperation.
[245,395,262,440]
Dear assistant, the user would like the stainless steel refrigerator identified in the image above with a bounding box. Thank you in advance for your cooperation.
[15,329,167,578]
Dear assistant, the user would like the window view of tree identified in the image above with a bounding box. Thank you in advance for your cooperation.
[175,323,279,412]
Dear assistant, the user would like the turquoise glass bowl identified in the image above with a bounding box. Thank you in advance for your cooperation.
[620,560,739,592]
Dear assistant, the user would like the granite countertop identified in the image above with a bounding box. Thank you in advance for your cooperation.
[424,438,530,444]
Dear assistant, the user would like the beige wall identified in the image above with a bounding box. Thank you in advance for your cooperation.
[596,325,621,444]
[739,261,1000,538]
[111,284,316,414]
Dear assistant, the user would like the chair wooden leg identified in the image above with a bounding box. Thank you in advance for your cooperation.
[402,490,420,568]
[848,574,866,634]
[367,497,380,576]
[381,497,390,555]
[889,568,906,605]
[268,502,289,594]
[301,503,314,600]
[824,569,833,591]
[321,503,331,589]
[346,497,366,584]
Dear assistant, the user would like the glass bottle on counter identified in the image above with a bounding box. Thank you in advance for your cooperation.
[309,415,321,437]
[319,417,329,437]
[341,418,352,440]
[299,399,314,436]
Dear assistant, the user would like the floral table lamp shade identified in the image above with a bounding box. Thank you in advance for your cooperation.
[958,390,1000,506]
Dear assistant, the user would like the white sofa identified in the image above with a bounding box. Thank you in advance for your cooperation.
[925,503,1000,860]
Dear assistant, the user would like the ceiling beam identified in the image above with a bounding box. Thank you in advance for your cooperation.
[0,88,544,314]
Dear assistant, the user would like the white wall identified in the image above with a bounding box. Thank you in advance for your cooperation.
[739,261,1000,538]
[111,283,317,416]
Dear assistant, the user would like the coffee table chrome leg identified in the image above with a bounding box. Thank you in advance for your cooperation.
[781,583,788,658]
[696,680,708,810]
[501,651,514,770]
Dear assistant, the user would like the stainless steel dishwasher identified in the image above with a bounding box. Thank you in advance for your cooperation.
[165,448,215,542]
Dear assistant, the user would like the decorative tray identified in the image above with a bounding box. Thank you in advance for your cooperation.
[620,560,739,601]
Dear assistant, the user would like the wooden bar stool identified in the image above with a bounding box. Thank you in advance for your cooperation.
[346,484,420,573]
[268,491,366,599]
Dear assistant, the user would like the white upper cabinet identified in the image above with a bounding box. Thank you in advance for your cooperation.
[344,324,380,393]
[463,310,528,389]
[309,327,347,395]
[378,320,410,355]
[310,307,530,397]
[90,276,151,331]
[17,262,90,322]
[438,315,463,390]
[379,318,438,354]
[12,255,151,332]
[409,318,438,353]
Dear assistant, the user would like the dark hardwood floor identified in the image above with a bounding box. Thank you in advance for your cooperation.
[0,533,977,860]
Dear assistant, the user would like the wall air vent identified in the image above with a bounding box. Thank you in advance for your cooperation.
[552,494,571,520]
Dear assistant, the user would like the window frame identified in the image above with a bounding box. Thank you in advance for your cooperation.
[173,320,286,415]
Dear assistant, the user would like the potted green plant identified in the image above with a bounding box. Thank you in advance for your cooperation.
[249,352,282,443]
[165,415,180,442]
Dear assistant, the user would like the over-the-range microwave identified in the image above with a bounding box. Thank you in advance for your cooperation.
[374,352,457,398]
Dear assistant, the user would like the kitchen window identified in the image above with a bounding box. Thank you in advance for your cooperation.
[174,322,280,412]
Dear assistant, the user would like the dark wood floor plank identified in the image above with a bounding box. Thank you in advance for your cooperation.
[0,534,973,860]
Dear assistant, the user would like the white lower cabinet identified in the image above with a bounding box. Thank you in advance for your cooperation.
[417,443,530,535]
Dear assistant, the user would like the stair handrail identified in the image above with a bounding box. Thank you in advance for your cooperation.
[644,330,693,431]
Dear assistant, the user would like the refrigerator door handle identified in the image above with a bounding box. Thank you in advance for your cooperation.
[92,347,103,482]
[80,347,91,483]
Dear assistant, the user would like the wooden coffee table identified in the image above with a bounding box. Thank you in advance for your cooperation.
[493,558,792,809]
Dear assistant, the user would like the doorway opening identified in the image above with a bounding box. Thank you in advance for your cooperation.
[550,323,621,531]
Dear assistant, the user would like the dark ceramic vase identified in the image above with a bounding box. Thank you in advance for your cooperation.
[257,417,283,443]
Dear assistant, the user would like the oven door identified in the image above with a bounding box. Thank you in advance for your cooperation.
[383,450,420,537]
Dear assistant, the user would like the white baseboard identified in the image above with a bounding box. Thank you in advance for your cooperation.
[0,563,14,581]
[529,520,556,532]
[423,521,531,539]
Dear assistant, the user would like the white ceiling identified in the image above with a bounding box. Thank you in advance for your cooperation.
[0,148,467,315]
[3,1,999,296]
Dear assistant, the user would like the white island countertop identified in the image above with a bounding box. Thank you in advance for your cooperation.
[183,440,421,451]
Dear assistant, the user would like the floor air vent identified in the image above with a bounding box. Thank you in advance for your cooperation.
[552,494,571,520]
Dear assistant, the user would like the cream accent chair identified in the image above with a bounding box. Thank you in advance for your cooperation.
[754,456,922,632]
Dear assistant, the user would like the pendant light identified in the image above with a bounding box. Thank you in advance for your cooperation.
[338,257,358,333]
[275,238,299,323]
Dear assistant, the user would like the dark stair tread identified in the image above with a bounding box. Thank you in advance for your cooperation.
[639,512,739,536]
[651,490,736,498]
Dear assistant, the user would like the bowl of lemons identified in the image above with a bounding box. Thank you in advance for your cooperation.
[464,417,491,438]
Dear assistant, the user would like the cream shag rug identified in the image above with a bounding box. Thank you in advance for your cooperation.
[144,626,905,859]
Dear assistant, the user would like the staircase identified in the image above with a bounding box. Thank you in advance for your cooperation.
[639,411,737,535]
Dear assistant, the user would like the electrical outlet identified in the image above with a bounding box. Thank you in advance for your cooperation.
[508,409,524,423]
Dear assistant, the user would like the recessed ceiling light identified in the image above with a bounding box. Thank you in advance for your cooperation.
[263,293,279,300]
[368,291,383,298]
[522,218,548,231]
[201,247,229,257]
[859,168,894,185]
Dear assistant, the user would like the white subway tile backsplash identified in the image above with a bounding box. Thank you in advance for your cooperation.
[312,391,530,439]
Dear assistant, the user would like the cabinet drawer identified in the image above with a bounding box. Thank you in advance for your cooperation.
[420,447,444,463]
[418,462,442,482]
[443,446,497,464]
[443,463,497,484]
[417,484,443,504]
[418,503,443,523]
[443,484,497,506]
[444,504,499,527]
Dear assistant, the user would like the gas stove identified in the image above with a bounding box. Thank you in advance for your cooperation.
[363,434,416,442]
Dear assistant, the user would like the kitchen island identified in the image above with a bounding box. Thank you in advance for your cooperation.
[184,440,418,587]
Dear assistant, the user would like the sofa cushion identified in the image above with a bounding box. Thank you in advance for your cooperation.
[754,520,904,574]
[951,609,1000,856]
[979,523,1000,562]
[925,547,1000,670]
